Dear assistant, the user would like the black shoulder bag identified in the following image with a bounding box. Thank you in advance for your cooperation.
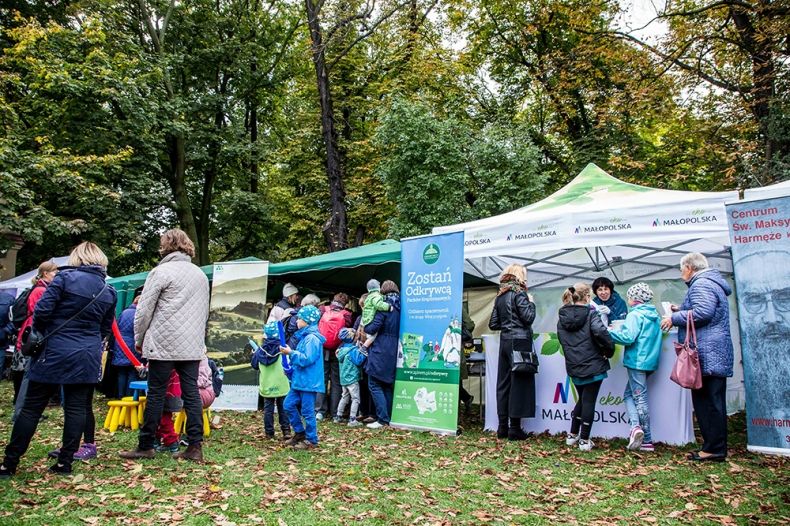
[509,292,539,374]
[21,284,109,357]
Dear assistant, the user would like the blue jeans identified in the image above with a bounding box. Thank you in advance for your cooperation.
[284,390,318,444]
[116,366,140,399]
[368,376,393,425]
[624,368,652,443]
[263,396,290,437]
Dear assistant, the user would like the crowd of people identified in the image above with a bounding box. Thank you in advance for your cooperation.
[0,239,735,476]
[492,253,734,462]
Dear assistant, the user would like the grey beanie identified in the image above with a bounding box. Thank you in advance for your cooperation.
[367,279,381,292]
[282,283,298,297]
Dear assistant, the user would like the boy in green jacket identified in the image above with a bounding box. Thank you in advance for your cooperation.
[250,322,291,440]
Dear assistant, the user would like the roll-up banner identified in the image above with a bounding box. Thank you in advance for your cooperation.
[207,261,269,410]
[727,196,790,456]
[392,232,464,434]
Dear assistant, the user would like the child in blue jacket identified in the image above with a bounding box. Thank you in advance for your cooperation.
[608,283,662,452]
[280,305,326,450]
[250,322,291,440]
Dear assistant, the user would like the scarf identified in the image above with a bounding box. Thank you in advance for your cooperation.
[498,274,526,296]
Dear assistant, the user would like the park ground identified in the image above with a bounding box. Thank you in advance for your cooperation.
[0,382,786,526]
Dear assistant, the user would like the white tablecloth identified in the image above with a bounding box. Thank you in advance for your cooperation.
[482,333,695,445]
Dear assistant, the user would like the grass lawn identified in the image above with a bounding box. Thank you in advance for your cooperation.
[0,382,786,525]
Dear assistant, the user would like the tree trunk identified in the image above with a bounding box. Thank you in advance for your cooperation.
[165,133,199,255]
[305,0,348,252]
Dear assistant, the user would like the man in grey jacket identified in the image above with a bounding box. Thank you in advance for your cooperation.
[120,229,210,462]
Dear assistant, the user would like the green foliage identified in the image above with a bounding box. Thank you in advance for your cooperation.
[375,98,544,237]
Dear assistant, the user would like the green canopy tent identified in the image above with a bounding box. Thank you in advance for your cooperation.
[108,239,494,313]
[107,256,262,315]
[268,239,494,297]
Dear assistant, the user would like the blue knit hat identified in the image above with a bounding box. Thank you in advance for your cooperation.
[263,321,279,339]
[339,328,355,343]
[298,305,321,325]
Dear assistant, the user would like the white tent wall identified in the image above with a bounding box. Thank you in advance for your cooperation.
[445,164,746,414]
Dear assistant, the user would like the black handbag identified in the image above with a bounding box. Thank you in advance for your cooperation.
[512,342,539,374]
[507,293,539,373]
[20,283,109,357]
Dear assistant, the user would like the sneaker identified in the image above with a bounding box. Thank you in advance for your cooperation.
[73,443,97,461]
[639,442,655,452]
[565,433,579,446]
[578,439,595,451]
[347,420,362,428]
[315,413,324,421]
[47,448,60,459]
[0,464,15,478]
[366,421,385,429]
[155,442,180,453]
[628,426,645,451]
[362,416,376,424]
[333,416,344,424]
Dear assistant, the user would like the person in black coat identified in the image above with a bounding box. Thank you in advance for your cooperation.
[556,283,614,451]
[0,242,116,477]
[489,264,536,440]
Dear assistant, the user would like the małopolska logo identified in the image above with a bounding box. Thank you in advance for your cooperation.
[553,376,578,404]
[652,208,718,227]
[507,224,556,241]
[422,243,440,264]
[575,217,631,234]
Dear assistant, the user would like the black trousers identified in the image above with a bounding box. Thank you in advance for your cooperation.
[3,381,94,470]
[316,358,341,417]
[358,371,375,418]
[570,380,603,440]
[691,375,728,455]
[138,360,202,450]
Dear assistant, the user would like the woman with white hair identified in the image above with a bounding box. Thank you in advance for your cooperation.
[661,252,734,462]
[0,242,116,477]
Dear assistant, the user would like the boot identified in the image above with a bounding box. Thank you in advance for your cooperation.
[496,416,508,439]
[118,448,156,459]
[281,427,292,441]
[173,442,203,462]
[283,431,305,447]
[292,440,317,451]
[508,418,528,441]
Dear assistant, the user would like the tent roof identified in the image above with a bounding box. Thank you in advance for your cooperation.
[107,256,261,291]
[434,163,739,258]
[268,239,493,293]
[0,256,71,294]
[743,179,790,200]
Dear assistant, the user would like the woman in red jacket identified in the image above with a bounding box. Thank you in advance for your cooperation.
[11,261,58,414]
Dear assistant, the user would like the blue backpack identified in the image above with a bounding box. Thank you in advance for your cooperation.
[348,346,367,367]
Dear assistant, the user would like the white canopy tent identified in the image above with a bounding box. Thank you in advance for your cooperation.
[435,163,746,413]
[0,256,70,296]
[435,163,739,287]
[743,179,790,200]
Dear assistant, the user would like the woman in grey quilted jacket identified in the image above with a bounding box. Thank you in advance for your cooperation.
[120,229,210,462]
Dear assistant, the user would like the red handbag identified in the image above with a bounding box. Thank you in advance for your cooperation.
[670,311,703,389]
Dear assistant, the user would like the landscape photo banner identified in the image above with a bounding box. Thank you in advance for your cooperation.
[208,261,269,410]
[392,232,464,434]
[727,196,790,456]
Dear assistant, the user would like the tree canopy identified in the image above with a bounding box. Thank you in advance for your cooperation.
[1,0,787,274]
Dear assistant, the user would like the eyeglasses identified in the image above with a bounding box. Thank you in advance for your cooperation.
[741,288,790,314]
